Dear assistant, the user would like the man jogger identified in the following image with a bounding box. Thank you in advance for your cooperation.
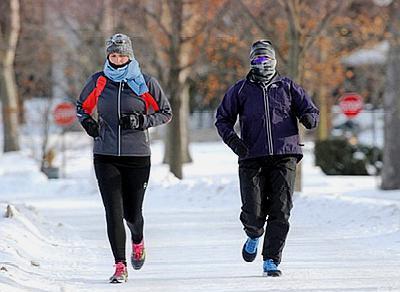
[215,40,319,276]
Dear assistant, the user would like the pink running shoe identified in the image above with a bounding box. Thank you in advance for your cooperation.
[109,261,128,283]
[131,239,146,270]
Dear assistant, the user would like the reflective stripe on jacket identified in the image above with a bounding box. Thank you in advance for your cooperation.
[77,72,172,156]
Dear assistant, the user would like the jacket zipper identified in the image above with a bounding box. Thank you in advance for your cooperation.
[117,82,123,156]
[262,83,274,155]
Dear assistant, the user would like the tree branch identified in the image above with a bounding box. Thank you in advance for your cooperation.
[143,6,173,40]
[286,0,301,34]
[180,0,229,44]
[239,0,287,66]
[142,12,167,85]
[47,0,102,61]
[180,21,208,43]
[300,1,351,57]
[237,0,274,37]
[178,0,230,71]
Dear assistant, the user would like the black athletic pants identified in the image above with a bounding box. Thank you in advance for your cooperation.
[94,154,150,263]
[239,155,297,264]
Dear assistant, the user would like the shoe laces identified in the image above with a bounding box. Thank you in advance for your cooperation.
[264,259,278,271]
[114,262,126,276]
[245,237,259,253]
[133,240,144,260]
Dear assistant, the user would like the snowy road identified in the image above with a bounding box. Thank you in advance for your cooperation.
[1,136,400,291]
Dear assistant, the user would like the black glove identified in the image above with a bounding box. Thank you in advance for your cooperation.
[119,113,146,130]
[299,113,315,129]
[81,116,99,138]
[227,135,249,157]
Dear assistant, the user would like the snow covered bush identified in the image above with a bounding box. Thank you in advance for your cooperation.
[315,138,382,175]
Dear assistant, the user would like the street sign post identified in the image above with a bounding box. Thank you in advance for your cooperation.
[53,102,76,178]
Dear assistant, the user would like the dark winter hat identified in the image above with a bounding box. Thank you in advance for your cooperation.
[249,40,275,60]
[105,33,134,60]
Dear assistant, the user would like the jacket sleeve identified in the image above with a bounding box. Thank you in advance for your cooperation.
[76,75,97,123]
[289,79,320,129]
[215,83,241,145]
[143,77,172,129]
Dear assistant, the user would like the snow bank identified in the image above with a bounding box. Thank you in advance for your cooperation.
[0,203,64,291]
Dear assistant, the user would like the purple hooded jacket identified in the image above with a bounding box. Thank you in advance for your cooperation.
[215,74,319,161]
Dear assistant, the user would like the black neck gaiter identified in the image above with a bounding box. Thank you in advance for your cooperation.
[108,58,131,69]
[249,70,276,84]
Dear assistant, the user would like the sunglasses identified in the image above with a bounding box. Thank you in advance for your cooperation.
[251,56,274,65]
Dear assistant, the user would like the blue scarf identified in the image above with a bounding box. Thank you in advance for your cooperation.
[103,59,148,95]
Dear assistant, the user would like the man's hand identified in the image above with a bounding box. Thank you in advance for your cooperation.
[227,135,249,157]
[299,113,316,129]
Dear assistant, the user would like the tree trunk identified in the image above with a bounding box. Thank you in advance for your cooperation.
[163,78,192,166]
[1,66,20,152]
[289,45,304,191]
[166,1,183,178]
[166,77,183,178]
[102,0,114,37]
[1,0,21,152]
[181,82,193,163]
[316,42,330,141]
[317,87,330,141]
[286,0,300,81]
[162,0,192,179]
[381,2,400,190]
[286,0,303,192]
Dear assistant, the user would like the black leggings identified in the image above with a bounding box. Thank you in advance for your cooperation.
[94,154,150,263]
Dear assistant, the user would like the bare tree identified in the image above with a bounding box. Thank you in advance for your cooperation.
[381,0,400,190]
[136,0,228,179]
[15,0,52,124]
[102,0,114,37]
[45,0,111,101]
[0,0,21,152]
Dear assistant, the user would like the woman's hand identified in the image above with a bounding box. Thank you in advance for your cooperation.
[81,116,99,138]
[119,113,146,130]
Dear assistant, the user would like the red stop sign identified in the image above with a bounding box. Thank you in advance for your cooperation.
[53,102,76,126]
[339,93,363,118]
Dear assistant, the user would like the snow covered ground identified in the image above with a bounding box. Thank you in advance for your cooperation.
[0,133,399,292]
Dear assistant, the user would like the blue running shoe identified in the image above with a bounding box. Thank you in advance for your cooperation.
[263,259,282,277]
[242,237,259,262]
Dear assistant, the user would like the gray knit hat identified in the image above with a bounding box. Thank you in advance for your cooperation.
[249,40,275,60]
[105,33,134,60]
